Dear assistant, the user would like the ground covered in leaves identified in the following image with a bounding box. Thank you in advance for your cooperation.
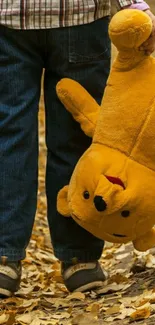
[0,88,155,325]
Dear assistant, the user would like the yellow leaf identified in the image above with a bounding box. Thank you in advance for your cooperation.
[16,313,32,324]
[119,296,138,306]
[146,254,155,268]
[30,319,42,325]
[0,314,9,324]
[51,312,71,320]
[16,287,34,296]
[105,305,120,315]
[96,282,131,294]
[151,304,155,311]
[67,292,85,301]
[86,303,100,315]
[72,313,100,325]
[135,298,150,308]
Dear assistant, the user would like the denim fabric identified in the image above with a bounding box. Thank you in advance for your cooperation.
[0,18,111,262]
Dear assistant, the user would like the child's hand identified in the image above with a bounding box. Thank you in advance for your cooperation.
[139,10,155,55]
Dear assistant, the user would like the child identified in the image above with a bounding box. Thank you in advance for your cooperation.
[0,0,154,297]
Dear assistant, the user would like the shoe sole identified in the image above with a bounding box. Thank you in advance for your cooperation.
[0,288,12,297]
[74,280,105,292]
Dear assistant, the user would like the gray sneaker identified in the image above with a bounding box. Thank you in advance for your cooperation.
[0,257,21,298]
[61,261,107,292]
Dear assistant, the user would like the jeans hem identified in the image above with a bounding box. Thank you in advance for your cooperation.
[54,246,104,262]
[0,249,26,262]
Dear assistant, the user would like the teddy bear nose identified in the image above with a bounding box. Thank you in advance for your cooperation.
[94,195,107,212]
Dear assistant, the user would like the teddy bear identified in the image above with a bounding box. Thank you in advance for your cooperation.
[56,9,155,252]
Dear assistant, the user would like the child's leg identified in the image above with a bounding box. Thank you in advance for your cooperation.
[0,25,43,295]
[44,17,111,291]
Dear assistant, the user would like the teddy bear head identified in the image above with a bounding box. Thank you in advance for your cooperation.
[58,142,155,245]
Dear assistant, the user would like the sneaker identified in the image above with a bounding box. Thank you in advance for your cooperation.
[0,257,21,298]
[61,261,107,292]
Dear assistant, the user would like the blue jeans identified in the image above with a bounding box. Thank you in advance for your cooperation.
[0,18,111,262]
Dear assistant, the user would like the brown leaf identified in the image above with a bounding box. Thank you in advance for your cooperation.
[108,273,129,284]
[6,312,16,325]
[130,303,151,320]
[104,254,114,260]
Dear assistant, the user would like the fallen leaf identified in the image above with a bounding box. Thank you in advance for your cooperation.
[104,254,114,260]
[72,313,100,325]
[16,313,32,324]
[86,303,100,315]
[130,303,151,320]
[16,287,34,297]
[0,314,9,324]
[96,282,131,294]
[146,254,155,268]
[30,319,42,325]
[130,261,146,274]
[67,292,85,301]
[108,273,129,284]
[6,312,16,325]
[51,312,71,320]
[105,305,120,315]
[115,253,130,260]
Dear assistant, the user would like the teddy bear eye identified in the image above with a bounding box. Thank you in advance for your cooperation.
[121,210,130,218]
[83,191,90,199]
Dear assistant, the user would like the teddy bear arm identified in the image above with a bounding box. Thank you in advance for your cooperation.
[56,78,100,137]
[133,227,155,252]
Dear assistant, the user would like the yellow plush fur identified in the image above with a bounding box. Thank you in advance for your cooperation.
[56,9,155,252]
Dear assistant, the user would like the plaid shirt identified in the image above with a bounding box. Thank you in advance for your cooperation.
[0,0,148,30]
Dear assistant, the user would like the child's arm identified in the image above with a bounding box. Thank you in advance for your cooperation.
[116,0,149,11]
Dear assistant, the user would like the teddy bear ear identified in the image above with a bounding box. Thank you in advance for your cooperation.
[57,185,70,217]
[133,227,155,252]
